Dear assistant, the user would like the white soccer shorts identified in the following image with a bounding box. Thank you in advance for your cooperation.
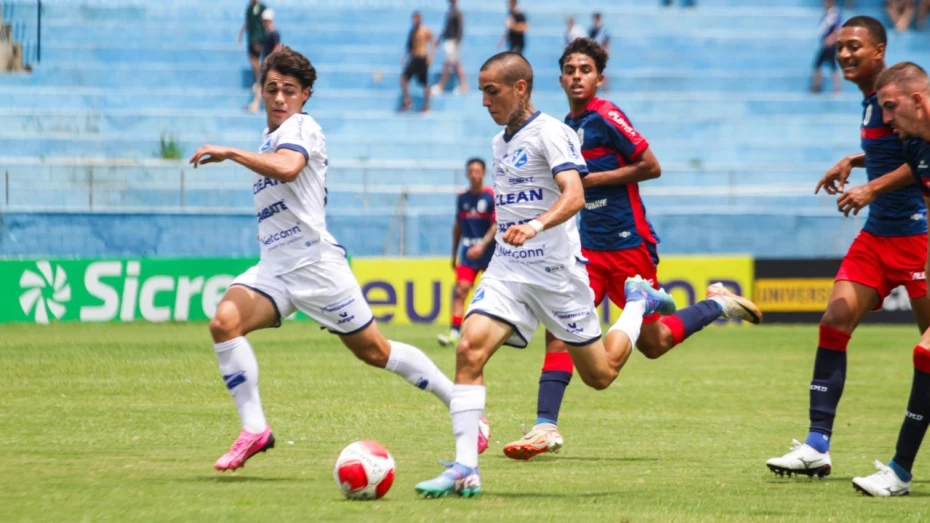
[230,258,374,335]
[443,40,460,64]
[464,265,602,347]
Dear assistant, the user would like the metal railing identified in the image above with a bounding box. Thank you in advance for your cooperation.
[0,156,845,215]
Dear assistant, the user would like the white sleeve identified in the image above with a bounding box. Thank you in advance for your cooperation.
[274,117,319,163]
[540,123,588,177]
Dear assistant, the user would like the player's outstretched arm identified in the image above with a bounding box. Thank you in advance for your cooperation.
[189,145,306,182]
[501,170,584,247]
[837,163,915,216]
[816,153,865,195]
[581,148,661,189]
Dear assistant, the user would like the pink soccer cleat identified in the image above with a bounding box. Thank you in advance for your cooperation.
[214,428,276,471]
[478,416,491,455]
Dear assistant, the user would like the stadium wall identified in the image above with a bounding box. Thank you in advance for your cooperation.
[0,213,868,259]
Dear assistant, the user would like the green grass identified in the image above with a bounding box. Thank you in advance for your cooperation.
[1,323,929,521]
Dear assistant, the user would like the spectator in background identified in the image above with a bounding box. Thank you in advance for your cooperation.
[886,0,915,32]
[248,9,281,113]
[920,0,930,29]
[589,12,611,91]
[498,0,528,55]
[401,11,435,113]
[662,0,696,7]
[564,16,587,46]
[238,0,267,88]
[432,0,468,96]
[812,0,842,94]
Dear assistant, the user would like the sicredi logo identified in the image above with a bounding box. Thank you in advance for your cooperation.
[19,261,72,324]
[18,261,235,323]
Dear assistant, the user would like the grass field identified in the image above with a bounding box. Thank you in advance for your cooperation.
[2,322,929,522]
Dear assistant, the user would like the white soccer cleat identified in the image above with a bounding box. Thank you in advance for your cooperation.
[852,460,911,497]
[766,439,832,478]
[706,282,763,324]
[437,331,460,347]
[503,423,564,461]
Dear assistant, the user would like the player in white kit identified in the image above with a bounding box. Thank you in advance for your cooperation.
[188,46,487,472]
[415,52,676,498]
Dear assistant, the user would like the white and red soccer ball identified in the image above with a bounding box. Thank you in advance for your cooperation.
[333,440,396,500]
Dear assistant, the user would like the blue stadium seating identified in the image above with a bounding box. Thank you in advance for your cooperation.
[0,0,923,258]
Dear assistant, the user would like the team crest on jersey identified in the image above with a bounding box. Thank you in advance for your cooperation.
[259,138,273,153]
[512,148,528,168]
[477,199,488,212]
[576,128,584,145]
[863,104,873,126]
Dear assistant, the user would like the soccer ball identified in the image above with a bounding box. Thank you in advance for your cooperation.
[333,440,396,500]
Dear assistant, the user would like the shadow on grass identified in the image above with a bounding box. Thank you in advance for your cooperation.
[192,475,301,483]
[490,456,658,463]
[488,490,626,500]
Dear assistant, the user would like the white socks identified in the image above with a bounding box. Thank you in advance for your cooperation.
[451,384,486,468]
[385,340,454,407]
[214,337,267,434]
[608,300,646,347]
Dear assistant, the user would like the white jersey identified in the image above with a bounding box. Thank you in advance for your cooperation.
[485,111,589,290]
[252,113,342,275]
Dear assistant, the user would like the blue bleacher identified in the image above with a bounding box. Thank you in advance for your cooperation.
[0,0,921,258]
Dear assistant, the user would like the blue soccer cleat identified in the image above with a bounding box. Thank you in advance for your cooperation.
[624,275,677,316]
[415,462,481,498]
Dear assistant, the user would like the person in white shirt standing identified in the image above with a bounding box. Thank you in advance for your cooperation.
[564,16,587,46]
[188,46,488,473]
[415,51,676,499]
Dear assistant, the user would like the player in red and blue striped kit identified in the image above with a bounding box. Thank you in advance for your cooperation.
[766,17,930,483]
[502,38,763,460]
[438,158,497,347]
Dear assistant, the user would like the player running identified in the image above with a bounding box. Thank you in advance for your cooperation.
[188,46,487,472]
[843,62,930,497]
[438,158,497,347]
[766,17,930,479]
[414,51,677,499]
[501,38,763,461]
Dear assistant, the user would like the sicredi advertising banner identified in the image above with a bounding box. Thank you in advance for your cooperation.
[2,256,754,325]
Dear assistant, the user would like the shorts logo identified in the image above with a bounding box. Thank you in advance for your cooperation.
[336,311,355,325]
[512,148,528,168]
[907,410,924,421]
[554,309,589,320]
[566,322,584,334]
[471,288,486,304]
[913,272,926,280]
[322,297,356,313]
[811,384,828,392]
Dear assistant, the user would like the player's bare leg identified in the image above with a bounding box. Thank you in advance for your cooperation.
[400,76,412,111]
[421,83,430,113]
[454,62,468,93]
[767,280,879,477]
[909,295,930,333]
[439,279,471,347]
[416,314,512,498]
[210,285,279,471]
[433,61,451,94]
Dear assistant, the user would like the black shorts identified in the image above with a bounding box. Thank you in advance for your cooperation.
[248,42,263,59]
[508,35,525,55]
[403,56,429,86]
[813,45,837,71]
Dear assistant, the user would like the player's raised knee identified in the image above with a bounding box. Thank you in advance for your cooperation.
[453,283,470,301]
[209,305,242,342]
